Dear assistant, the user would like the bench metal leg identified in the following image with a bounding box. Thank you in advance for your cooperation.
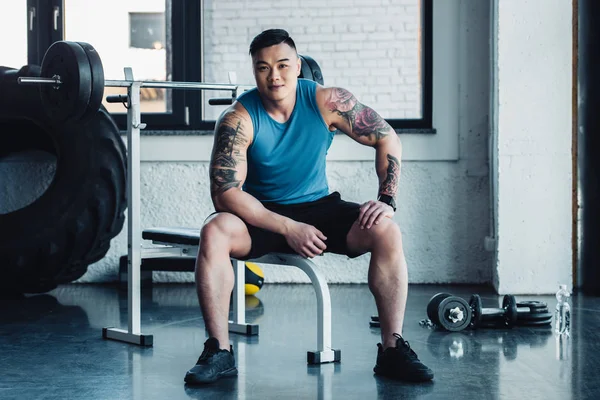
[293,258,341,364]
[228,258,259,335]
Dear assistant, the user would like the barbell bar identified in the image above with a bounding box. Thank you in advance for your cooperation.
[17,40,324,124]
[17,41,244,123]
[19,76,240,91]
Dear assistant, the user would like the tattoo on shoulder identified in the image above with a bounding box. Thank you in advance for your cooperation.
[381,154,400,196]
[326,88,391,141]
[210,113,248,194]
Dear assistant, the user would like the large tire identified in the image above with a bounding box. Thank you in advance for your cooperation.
[0,66,127,294]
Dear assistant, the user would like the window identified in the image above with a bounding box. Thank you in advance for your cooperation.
[201,0,432,130]
[63,0,178,122]
[15,0,432,132]
[0,1,28,69]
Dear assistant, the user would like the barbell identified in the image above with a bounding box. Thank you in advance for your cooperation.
[18,41,324,124]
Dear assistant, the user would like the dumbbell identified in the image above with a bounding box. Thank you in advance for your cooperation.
[369,293,460,330]
[469,295,552,329]
[426,293,473,332]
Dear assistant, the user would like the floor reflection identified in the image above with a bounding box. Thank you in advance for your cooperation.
[425,325,554,362]
[0,284,597,400]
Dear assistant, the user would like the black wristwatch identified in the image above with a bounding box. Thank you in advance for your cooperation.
[377,194,397,212]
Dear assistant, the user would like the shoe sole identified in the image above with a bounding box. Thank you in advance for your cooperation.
[184,367,238,384]
[373,366,434,382]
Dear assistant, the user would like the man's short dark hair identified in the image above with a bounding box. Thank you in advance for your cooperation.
[249,29,297,57]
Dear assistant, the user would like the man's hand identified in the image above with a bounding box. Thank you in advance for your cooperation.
[358,200,394,229]
[283,221,328,258]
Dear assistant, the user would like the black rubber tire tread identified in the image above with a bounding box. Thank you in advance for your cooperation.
[0,65,126,294]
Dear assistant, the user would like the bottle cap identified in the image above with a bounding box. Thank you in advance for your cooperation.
[559,284,567,290]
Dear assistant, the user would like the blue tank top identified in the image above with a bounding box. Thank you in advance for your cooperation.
[237,79,334,204]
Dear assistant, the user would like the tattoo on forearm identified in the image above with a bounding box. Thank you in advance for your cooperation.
[327,88,391,141]
[380,154,400,197]
[210,116,248,194]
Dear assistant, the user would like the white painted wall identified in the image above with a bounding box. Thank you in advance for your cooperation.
[492,0,573,294]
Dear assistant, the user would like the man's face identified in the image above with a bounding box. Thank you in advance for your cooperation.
[252,43,301,103]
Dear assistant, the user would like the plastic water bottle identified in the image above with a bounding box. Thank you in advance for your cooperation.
[554,284,571,336]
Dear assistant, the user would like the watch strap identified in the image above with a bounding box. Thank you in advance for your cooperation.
[377,194,396,212]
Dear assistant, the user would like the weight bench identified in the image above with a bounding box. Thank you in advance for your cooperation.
[117,226,341,364]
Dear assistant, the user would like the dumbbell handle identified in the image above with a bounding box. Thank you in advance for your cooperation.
[481,306,538,317]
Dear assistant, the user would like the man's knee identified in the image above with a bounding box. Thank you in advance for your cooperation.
[365,219,403,252]
[348,218,403,255]
[200,212,250,256]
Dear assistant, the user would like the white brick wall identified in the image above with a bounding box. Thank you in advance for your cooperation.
[202,0,421,121]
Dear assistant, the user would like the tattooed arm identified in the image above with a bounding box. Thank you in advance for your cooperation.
[209,106,251,209]
[210,104,319,246]
[317,86,403,203]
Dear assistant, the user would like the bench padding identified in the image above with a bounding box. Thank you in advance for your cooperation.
[142,227,200,246]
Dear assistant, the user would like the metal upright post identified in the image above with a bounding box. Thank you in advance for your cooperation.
[127,69,143,336]
[102,68,153,346]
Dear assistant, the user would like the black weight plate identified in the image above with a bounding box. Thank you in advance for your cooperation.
[427,293,452,324]
[517,301,548,314]
[516,317,553,326]
[299,54,324,85]
[503,295,518,327]
[369,321,380,328]
[517,300,547,309]
[517,311,553,321]
[41,41,93,123]
[469,294,483,328]
[437,296,472,332]
[371,315,379,322]
[76,42,105,121]
[518,307,549,315]
[519,306,549,314]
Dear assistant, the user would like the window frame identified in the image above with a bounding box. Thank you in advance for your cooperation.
[27,0,433,133]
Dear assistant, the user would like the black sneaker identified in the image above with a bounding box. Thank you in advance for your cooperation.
[373,333,434,382]
[184,337,238,384]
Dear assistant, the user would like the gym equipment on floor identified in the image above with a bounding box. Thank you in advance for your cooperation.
[469,295,552,328]
[422,293,552,331]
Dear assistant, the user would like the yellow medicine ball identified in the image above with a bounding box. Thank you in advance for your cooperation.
[244,262,264,295]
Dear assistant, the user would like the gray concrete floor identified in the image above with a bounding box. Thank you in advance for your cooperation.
[0,283,597,399]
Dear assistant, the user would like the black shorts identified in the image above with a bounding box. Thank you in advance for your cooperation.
[240,191,363,260]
